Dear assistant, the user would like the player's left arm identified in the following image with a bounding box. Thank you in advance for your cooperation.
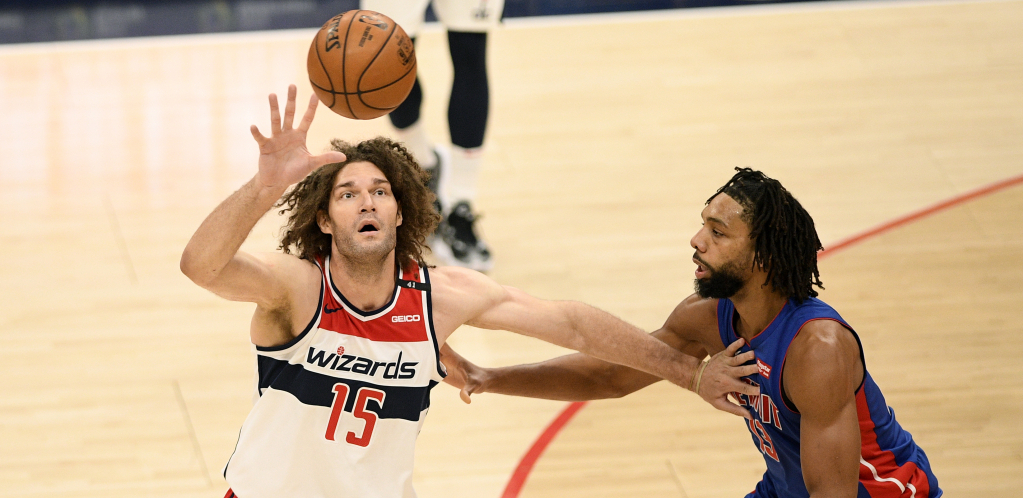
[784,320,865,498]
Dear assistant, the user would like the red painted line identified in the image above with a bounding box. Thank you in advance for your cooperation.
[500,172,1023,498]
[819,173,1023,259]
[500,401,588,498]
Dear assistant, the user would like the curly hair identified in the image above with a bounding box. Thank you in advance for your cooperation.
[708,167,824,302]
[276,137,441,269]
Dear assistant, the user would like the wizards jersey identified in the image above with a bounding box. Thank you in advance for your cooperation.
[717,297,941,498]
[224,256,446,498]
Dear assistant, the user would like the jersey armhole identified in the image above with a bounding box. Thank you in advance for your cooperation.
[778,317,866,414]
[255,261,325,353]
[422,266,447,379]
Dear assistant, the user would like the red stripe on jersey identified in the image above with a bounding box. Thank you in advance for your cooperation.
[223,489,236,498]
[317,263,430,343]
[856,389,930,497]
[318,299,429,342]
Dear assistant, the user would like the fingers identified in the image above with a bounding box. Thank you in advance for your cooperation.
[723,338,746,357]
[282,84,297,130]
[737,363,759,378]
[268,93,281,133]
[298,93,320,132]
[728,350,755,366]
[734,378,759,397]
[711,397,752,419]
[250,125,267,145]
[310,151,347,169]
[459,387,473,404]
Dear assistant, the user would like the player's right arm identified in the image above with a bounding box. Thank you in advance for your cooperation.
[440,293,757,417]
[179,85,345,345]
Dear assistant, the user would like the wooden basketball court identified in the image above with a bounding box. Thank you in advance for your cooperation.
[1,0,1021,496]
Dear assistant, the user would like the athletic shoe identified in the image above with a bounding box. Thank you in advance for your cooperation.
[431,201,493,272]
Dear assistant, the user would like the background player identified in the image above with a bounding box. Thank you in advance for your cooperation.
[443,168,942,498]
[179,85,759,497]
[361,0,503,271]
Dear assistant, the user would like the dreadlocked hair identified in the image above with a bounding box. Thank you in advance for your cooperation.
[275,137,441,269]
[708,167,824,302]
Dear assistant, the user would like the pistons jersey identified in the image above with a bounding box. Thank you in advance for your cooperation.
[717,297,941,498]
[224,256,446,498]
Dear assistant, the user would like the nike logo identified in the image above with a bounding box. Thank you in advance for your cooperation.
[324,307,343,314]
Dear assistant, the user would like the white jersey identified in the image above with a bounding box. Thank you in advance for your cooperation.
[224,257,446,498]
[362,0,505,35]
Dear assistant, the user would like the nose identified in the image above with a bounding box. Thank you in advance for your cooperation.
[691,228,705,252]
[359,190,376,212]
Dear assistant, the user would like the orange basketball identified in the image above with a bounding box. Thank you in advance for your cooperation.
[307,10,417,120]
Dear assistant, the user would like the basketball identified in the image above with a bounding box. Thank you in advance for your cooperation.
[307,10,417,120]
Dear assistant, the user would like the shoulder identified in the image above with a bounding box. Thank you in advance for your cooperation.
[784,319,863,410]
[262,251,321,278]
[259,251,321,275]
[425,266,515,342]
[661,294,723,351]
[248,252,322,347]
[427,265,507,313]
[789,320,860,365]
[669,293,720,322]
[429,266,503,300]
[254,251,321,307]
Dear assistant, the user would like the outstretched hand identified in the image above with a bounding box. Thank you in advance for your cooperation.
[439,344,489,404]
[250,85,346,190]
[697,339,760,418]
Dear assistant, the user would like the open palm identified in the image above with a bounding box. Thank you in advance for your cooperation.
[250,84,346,189]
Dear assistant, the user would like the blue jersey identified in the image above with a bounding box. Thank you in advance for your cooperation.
[717,297,941,498]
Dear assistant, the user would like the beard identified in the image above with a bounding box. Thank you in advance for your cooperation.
[331,221,397,267]
[694,258,748,299]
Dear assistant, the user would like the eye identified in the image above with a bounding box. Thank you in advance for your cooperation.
[374,189,386,195]
[341,192,353,199]
[712,229,724,237]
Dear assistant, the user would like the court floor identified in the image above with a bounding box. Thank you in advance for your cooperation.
[0,0,1021,497]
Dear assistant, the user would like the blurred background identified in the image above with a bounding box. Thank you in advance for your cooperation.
[1,1,1021,497]
[0,0,817,44]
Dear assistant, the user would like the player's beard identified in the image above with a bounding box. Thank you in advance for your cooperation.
[332,221,397,270]
[694,258,748,299]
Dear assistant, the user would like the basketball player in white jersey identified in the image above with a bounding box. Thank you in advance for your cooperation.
[180,85,758,498]
[361,0,503,271]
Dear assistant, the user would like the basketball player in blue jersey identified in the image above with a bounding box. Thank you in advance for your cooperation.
[443,168,942,498]
[179,86,758,498]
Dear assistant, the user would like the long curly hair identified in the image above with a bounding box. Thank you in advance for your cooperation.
[708,167,824,302]
[276,137,441,269]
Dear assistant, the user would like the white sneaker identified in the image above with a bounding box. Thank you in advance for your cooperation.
[430,201,493,272]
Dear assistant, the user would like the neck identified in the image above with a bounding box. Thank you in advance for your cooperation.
[329,249,398,312]
[729,279,789,342]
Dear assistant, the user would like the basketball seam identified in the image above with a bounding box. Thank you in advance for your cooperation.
[361,61,416,110]
[315,59,419,97]
[315,19,336,109]
[356,21,398,113]
[341,10,360,119]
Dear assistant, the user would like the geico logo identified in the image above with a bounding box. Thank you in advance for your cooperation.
[391,315,421,323]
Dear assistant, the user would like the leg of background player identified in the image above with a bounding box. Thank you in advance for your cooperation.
[387,50,442,201]
[361,0,436,172]
[434,30,492,271]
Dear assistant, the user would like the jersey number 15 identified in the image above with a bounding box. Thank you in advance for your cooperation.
[325,383,386,447]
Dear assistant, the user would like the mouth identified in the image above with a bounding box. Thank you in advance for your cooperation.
[357,220,380,234]
[693,254,709,279]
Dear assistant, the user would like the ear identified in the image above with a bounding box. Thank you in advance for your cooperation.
[396,203,403,227]
[317,211,333,235]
